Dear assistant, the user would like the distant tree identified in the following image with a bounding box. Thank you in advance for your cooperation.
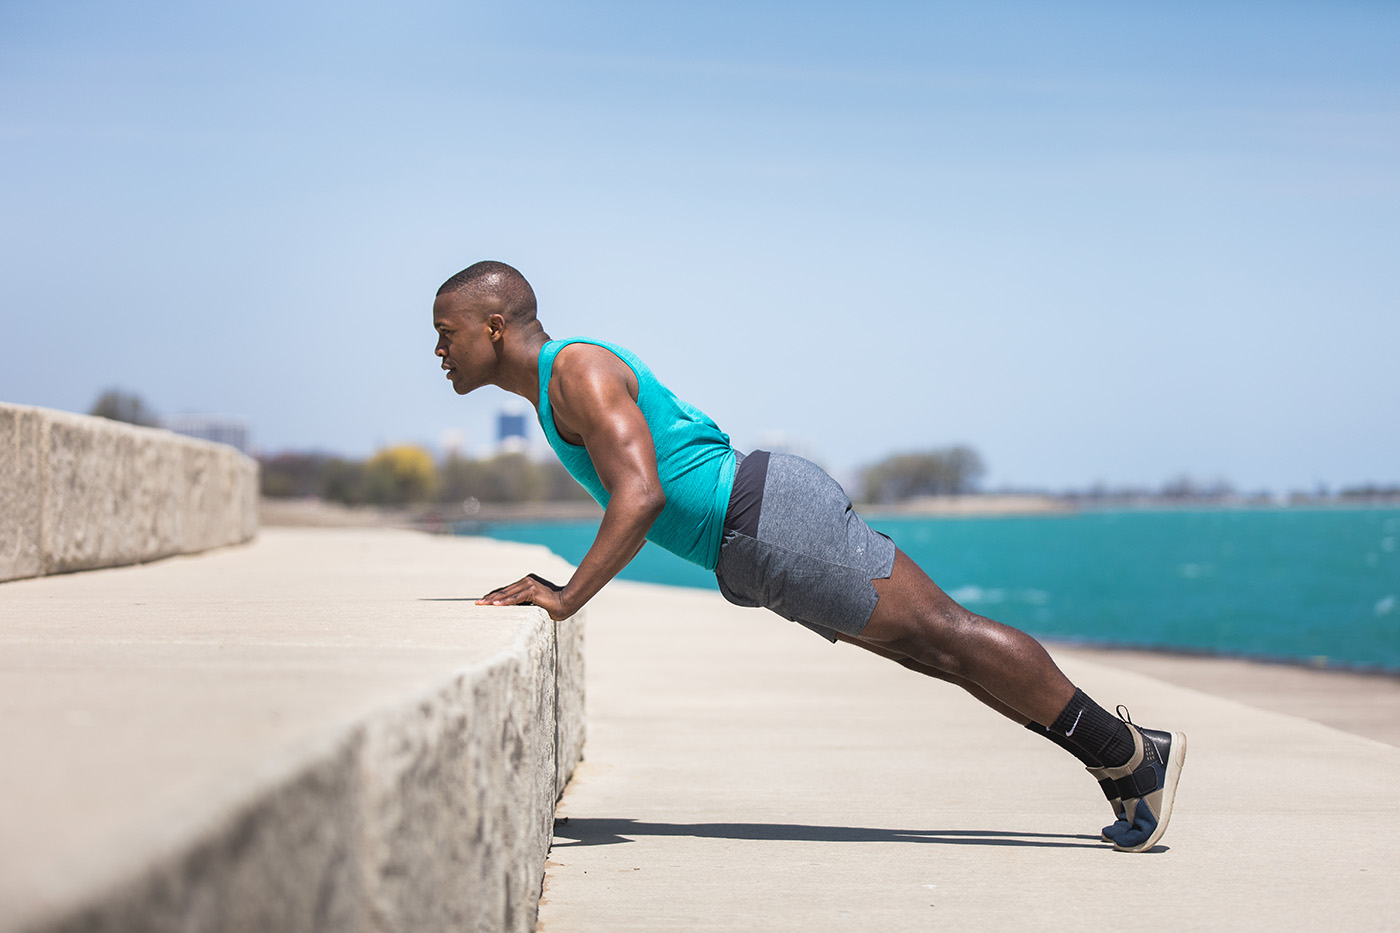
[365,445,438,505]
[1160,474,1234,501]
[437,452,539,503]
[861,446,986,503]
[1340,483,1400,501]
[259,452,335,498]
[436,453,593,505]
[542,458,593,502]
[89,389,158,427]
[436,453,489,504]
[256,446,602,508]
[321,458,370,505]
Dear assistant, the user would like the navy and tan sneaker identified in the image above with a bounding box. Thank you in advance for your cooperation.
[1089,766,1130,843]
[1097,708,1187,853]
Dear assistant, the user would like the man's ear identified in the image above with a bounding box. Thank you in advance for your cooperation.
[487,313,507,342]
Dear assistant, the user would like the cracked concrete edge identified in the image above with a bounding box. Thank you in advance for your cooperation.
[0,402,258,583]
[15,608,586,933]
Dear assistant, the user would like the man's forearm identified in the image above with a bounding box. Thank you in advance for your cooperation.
[558,487,665,615]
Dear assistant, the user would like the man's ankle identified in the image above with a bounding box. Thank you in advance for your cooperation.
[1050,688,1134,768]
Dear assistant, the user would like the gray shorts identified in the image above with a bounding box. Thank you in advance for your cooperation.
[714,451,897,642]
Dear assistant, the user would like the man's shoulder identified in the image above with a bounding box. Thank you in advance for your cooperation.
[550,342,640,406]
[553,341,633,380]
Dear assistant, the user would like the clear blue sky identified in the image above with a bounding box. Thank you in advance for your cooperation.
[3,1,1396,493]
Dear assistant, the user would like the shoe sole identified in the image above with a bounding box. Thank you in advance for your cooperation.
[1114,730,1187,853]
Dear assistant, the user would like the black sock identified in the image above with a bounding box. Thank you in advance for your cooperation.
[1049,688,1135,768]
[1025,721,1102,768]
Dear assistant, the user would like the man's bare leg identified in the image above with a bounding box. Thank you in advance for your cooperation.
[832,631,1031,725]
[853,548,1076,725]
[843,547,1187,852]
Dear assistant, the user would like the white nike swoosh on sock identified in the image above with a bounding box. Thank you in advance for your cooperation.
[1064,709,1084,737]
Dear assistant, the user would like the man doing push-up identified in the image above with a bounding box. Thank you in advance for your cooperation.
[433,260,1186,853]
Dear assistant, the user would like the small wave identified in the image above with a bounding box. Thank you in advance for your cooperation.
[947,586,1006,605]
[948,586,1049,607]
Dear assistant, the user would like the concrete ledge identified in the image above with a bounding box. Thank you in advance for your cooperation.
[0,402,258,583]
[0,529,585,932]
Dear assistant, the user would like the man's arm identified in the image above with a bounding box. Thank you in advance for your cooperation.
[477,346,664,620]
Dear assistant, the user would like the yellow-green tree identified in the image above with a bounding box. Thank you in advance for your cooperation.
[365,445,438,505]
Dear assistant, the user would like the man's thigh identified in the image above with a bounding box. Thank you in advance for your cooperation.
[858,548,969,648]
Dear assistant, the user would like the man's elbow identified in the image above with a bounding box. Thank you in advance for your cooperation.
[635,482,666,521]
[611,474,665,523]
[643,485,666,520]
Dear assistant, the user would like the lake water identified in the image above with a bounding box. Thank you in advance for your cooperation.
[456,506,1400,672]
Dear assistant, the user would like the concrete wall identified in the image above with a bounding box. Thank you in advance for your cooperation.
[31,613,585,933]
[0,402,258,582]
[1,529,586,933]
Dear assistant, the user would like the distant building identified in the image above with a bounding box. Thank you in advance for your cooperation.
[497,407,529,454]
[161,414,250,453]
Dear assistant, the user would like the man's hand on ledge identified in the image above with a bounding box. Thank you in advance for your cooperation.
[477,574,573,621]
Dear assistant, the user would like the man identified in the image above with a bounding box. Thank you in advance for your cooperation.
[434,260,1186,853]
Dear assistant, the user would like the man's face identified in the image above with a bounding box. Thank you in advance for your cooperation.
[433,291,499,396]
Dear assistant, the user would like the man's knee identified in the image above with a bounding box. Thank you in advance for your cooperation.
[871,604,987,674]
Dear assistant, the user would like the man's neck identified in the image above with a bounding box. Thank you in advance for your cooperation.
[496,328,551,407]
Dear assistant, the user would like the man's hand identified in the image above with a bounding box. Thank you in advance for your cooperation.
[477,574,572,621]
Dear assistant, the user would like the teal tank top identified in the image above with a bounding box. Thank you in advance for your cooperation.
[537,338,737,571]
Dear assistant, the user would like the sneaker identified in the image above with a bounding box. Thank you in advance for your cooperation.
[1088,766,1130,843]
[1097,707,1187,853]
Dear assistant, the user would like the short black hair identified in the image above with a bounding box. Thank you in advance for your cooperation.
[436,260,538,323]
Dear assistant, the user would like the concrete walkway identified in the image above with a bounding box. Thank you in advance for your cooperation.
[537,580,1400,932]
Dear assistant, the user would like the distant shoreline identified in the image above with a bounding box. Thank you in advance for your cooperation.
[860,494,1072,517]
[1044,634,1400,680]
[261,494,1400,529]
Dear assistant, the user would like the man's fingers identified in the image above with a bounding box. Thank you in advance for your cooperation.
[478,577,541,604]
[475,573,571,619]
[482,590,531,605]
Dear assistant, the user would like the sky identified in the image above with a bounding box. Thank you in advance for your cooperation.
[2,0,1397,494]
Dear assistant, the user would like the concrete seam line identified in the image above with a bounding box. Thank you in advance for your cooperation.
[38,414,52,577]
[553,614,561,805]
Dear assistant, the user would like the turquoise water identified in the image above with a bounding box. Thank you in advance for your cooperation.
[456,507,1400,671]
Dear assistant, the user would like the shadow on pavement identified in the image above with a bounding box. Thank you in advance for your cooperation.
[552,818,1109,850]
